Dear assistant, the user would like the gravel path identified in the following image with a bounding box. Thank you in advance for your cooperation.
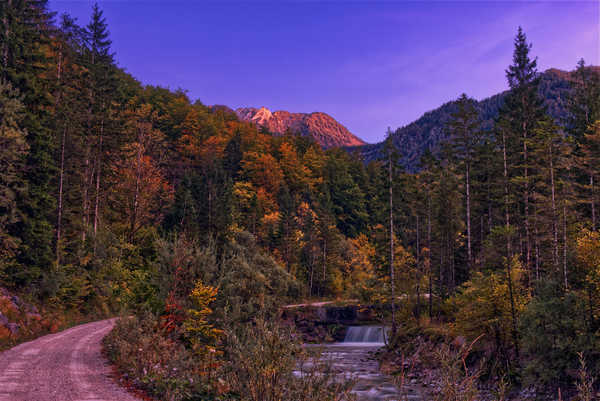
[0,318,139,401]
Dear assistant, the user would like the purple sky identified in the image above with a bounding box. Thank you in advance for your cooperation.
[49,1,599,144]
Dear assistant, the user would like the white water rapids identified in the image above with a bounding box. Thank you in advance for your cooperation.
[299,326,422,400]
[343,326,387,344]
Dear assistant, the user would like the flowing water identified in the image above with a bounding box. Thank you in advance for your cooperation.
[343,326,387,344]
[300,326,422,401]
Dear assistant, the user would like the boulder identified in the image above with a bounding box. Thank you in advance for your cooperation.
[453,336,466,348]
[0,295,19,312]
[6,322,19,336]
[0,311,8,327]
[26,312,42,322]
[10,295,21,308]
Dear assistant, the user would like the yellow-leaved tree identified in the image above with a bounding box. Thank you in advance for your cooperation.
[575,229,600,330]
[345,234,377,301]
[183,280,223,356]
[450,256,529,366]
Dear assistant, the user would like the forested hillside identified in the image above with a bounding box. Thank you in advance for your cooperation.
[2,2,600,400]
[361,66,598,171]
[0,0,388,343]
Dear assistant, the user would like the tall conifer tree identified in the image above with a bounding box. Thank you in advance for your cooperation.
[1,0,57,281]
[446,94,482,271]
[500,26,546,279]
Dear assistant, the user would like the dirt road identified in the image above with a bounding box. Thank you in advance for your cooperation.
[0,319,139,401]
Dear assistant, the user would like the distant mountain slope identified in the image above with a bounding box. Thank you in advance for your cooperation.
[236,107,366,149]
[362,67,599,170]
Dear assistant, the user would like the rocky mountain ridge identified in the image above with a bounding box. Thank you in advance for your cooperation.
[235,106,366,149]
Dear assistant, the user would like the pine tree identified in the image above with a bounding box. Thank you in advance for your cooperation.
[446,94,482,271]
[53,13,89,265]
[82,3,117,243]
[418,150,438,318]
[503,27,546,278]
[434,148,463,293]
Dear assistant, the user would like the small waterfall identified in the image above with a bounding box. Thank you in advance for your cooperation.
[343,326,386,344]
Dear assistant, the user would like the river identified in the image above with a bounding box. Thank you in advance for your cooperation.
[300,326,423,400]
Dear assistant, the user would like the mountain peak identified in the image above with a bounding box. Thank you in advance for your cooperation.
[252,107,273,124]
[235,107,366,149]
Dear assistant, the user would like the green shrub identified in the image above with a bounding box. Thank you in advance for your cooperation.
[156,232,300,323]
[223,318,355,401]
[103,313,222,401]
[520,281,598,389]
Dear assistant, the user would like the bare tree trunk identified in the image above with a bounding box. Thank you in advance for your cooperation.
[284,219,290,273]
[534,203,540,281]
[2,0,9,72]
[208,176,213,233]
[488,176,493,235]
[563,202,568,289]
[389,148,396,337]
[450,232,456,292]
[440,232,444,297]
[480,214,484,260]
[322,239,326,298]
[502,128,519,360]
[427,192,433,319]
[56,125,66,266]
[415,214,421,321]
[591,175,596,231]
[83,80,94,244]
[522,104,532,278]
[550,145,559,269]
[502,131,511,252]
[129,145,142,242]
[93,118,104,243]
[309,254,314,298]
[55,43,65,266]
[588,288,595,332]
[519,231,524,266]
[82,149,90,244]
[466,163,472,270]
[524,160,531,278]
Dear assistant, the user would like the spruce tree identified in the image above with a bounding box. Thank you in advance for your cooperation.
[82,3,117,243]
[446,94,482,271]
[500,26,546,279]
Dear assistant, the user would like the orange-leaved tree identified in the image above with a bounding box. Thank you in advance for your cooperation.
[111,104,173,240]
